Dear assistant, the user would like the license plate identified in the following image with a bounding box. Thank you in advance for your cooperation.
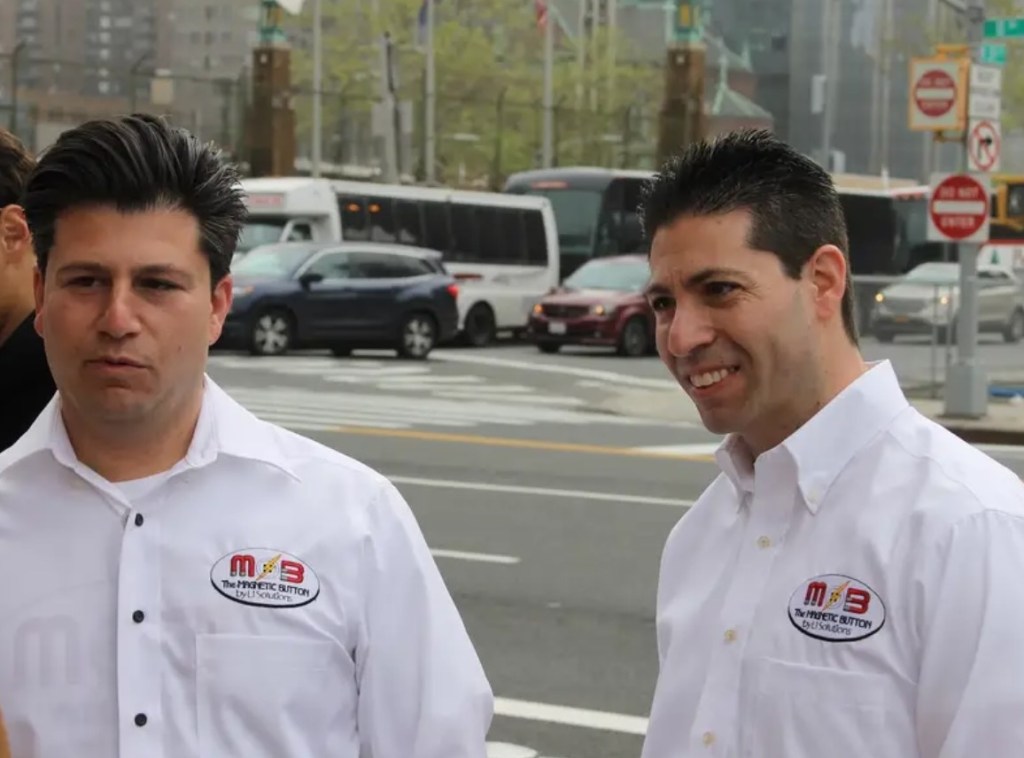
[894,315,909,323]
[548,321,567,335]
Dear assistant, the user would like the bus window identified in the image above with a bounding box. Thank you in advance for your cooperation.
[495,207,527,263]
[449,203,477,262]
[394,199,424,245]
[339,196,370,241]
[238,216,291,253]
[523,209,548,265]
[598,177,647,255]
[367,196,396,242]
[422,200,451,253]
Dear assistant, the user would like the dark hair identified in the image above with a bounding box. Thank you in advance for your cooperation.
[639,129,857,344]
[0,128,34,209]
[22,113,246,284]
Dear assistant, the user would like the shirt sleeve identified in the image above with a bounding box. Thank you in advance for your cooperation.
[355,478,494,757]
[915,508,1024,757]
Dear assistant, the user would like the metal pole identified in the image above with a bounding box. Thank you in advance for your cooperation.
[9,42,26,133]
[425,0,436,183]
[943,0,988,418]
[311,0,323,177]
[879,0,893,175]
[542,0,554,167]
[818,0,833,168]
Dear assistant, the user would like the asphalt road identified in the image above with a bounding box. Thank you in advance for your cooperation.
[206,339,1024,758]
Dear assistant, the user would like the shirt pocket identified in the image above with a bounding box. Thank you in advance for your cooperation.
[741,657,896,758]
[196,633,355,757]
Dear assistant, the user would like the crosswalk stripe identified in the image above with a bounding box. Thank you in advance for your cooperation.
[223,385,658,431]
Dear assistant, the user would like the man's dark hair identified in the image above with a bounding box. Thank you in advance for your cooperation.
[0,128,34,209]
[639,129,857,344]
[22,113,246,284]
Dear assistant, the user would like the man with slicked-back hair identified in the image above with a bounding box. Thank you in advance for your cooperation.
[0,114,492,757]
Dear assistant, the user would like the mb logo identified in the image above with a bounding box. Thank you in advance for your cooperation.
[804,580,871,615]
[229,553,305,584]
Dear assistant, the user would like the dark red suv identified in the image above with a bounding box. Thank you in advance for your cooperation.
[527,255,655,356]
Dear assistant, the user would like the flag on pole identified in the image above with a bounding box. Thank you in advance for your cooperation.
[415,0,439,47]
[536,0,548,30]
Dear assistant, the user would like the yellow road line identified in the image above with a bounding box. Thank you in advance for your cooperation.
[329,425,716,462]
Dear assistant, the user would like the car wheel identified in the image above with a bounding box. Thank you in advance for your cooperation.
[463,303,496,347]
[617,317,649,357]
[537,342,560,354]
[1004,309,1024,343]
[398,312,437,359]
[874,330,895,344]
[330,345,352,357]
[249,308,293,356]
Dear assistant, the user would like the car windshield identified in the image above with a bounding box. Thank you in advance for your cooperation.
[902,262,960,284]
[563,259,649,291]
[232,244,315,278]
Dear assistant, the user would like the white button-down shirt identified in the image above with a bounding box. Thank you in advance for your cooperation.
[642,360,1024,758]
[0,377,493,757]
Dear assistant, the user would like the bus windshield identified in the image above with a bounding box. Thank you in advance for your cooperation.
[520,188,603,258]
[238,218,289,254]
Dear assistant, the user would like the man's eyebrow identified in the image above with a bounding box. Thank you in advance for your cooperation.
[55,262,196,285]
[643,266,751,297]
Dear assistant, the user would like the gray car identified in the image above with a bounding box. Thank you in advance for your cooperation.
[871,261,1024,343]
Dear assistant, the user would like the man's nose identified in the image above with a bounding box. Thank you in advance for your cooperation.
[664,302,715,358]
[97,282,142,339]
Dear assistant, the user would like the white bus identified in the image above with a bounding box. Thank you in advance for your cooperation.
[237,177,560,347]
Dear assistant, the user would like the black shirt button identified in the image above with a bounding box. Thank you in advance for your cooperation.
[132,610,144,623]
[134,513,144,527]
[134,713,147,727]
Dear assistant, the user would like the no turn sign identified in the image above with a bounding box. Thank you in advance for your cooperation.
[927,172,991,243]
[968,118,1001,172]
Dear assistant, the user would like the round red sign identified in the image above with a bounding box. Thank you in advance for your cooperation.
[914,68,956,118]
[929,174,988,241]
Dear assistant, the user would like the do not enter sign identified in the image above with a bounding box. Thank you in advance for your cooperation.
[927,172,991,243]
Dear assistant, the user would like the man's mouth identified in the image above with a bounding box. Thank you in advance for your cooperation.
[687,366,739,389]
[93,357,145,368]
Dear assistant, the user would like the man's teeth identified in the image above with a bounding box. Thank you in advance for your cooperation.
[689,368,735,388]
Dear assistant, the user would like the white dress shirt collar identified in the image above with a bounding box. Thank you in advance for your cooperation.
[714,360,910,513]
[0,375,299,482]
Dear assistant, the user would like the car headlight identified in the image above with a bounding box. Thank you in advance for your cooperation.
[591,304,608,316]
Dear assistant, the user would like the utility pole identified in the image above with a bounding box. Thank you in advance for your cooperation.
[311,0,322,177]
[655,1,706,167]
[9,41,27,134]
[541,0,554,167]
[425,0,436,183]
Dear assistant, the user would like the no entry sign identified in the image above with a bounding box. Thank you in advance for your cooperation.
[908,58,967,132]
[927,172,991,243]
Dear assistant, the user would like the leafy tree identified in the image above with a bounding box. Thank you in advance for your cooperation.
[284,0,662,185]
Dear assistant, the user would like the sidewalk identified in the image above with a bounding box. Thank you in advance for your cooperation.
[589,386,1024,446]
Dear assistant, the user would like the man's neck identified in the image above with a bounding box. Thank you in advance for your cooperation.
[62,394,204,483]
[0,301,33,347]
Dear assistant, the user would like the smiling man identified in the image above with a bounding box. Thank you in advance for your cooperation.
[0,114,491,757]
[638,130,1024,758]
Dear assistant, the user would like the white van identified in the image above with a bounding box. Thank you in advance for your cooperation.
[238,177,560,346]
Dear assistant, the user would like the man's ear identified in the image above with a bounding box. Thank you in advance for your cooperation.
[804,244,848,324]
[0,205,32,265]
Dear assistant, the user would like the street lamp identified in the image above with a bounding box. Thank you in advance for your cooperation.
[9,41,27,133]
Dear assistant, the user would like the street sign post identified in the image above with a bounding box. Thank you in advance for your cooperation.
[944,0,993,419]
[908,58,967,131]
[927,172,992,243]
[967,118,1002,172]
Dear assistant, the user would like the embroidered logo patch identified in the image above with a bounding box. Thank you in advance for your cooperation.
[787,574,885,642]
[210,548,320,609]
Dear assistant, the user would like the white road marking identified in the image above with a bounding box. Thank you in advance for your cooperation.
[430,350,679,390]
[630,442,723,456]
[486,744,539,758]
[223,385,665,430]
[388,475,694,508]
[494,697,649,736]
[430,548,521,565]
